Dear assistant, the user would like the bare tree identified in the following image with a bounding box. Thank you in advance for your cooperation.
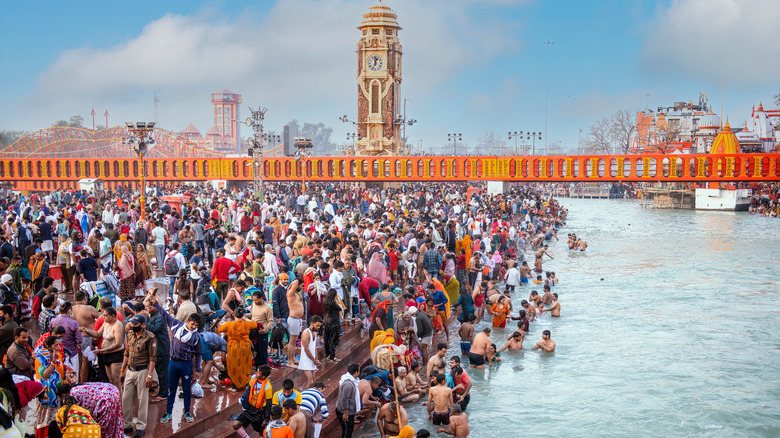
[476,130,501,155]
[585,117,613,154]
[645,122,683,154]
[775,92,780,108]
[609,109,636,154]
[52,115,84,128]
[0,130,29,148]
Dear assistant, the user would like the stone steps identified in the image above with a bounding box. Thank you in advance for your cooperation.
[163,322,372,438]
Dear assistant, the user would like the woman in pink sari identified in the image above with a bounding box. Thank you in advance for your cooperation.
[117,245,135,300]
[367,252,391,284]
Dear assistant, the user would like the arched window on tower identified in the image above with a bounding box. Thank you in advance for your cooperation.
[371,82,380,114]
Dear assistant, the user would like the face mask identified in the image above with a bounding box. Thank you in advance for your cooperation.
[0,316,5,323]
[131,325,143,333]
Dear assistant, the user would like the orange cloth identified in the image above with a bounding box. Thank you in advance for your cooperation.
[217,319,258,388]
[491,303,510,328]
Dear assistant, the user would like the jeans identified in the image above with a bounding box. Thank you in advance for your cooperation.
[154,245,166,269]
[335,410,355,438]
[166,359,193,415]
[168,276,178,298]
[156,354,170,399]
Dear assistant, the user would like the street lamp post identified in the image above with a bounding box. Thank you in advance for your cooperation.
[123,122,156,220]
[394,113,417,156]
[262,133,281,155]
[508,131,524,155]
[528,131,542,155]
[346,133,357,155]
[239,107,268,201]
[447,133,462,155]
[293,138,313,194]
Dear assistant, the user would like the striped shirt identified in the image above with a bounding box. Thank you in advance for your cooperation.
[300,389,329,421]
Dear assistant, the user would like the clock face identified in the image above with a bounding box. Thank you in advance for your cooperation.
[367,55,383,72]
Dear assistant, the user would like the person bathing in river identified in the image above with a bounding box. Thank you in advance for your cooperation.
[498,331,524,352]
[540,293,560,317]
[437,405,470,438]
[532,329,556,352]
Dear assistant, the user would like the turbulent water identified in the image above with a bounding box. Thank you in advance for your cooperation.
[354,198,780,437]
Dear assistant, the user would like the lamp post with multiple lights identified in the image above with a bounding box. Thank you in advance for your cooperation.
[240,107,268,200]
[293,137,313,194]
[448,133,462,155]
[528,131,542,155]
[340,115,359,155]
[508,131,522,155]
[346,133,357,155]
[123,122,156,219]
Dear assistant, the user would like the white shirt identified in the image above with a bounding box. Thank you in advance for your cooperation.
[151,227,166,246]
[329,270,344,299]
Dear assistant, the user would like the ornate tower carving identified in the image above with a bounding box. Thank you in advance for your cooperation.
[355,1,402,156]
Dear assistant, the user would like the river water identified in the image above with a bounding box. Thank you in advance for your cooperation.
[355,198,780,437]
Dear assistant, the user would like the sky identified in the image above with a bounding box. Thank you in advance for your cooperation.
[1,0,778,155]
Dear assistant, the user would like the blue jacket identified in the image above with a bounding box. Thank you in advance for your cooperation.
[154,302,202,371]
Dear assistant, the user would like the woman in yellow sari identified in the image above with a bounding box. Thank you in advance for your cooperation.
[112,234,131,262]
[217,307,258,391]
[56,396,101,438]
[442,273,460,307]
[370,328,395,353]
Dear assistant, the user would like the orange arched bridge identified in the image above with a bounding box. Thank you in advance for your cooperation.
[2,127,779,191]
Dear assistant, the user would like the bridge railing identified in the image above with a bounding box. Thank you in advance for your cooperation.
[2,154,780,190]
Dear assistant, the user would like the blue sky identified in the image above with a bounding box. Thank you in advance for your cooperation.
[1,0,778,154]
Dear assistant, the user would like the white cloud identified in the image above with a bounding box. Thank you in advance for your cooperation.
[3,0,522,143]
[642,0,780,85]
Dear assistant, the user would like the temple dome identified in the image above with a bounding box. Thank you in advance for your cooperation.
[698,110,721,130]
[736,123,761,144]
[709,122,740,154]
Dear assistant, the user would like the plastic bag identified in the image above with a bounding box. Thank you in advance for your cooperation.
[191,382,204,398]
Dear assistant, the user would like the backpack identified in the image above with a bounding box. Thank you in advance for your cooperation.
[164,251,179,275]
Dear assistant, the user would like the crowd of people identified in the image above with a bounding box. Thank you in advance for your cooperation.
[0,179,575,438]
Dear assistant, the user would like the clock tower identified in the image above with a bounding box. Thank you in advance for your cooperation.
[355,1,403,156]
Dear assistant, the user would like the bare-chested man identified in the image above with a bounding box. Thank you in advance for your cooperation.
[426,343,448,377]
[404,362,428,394]
[427,374,453,427]
[541,285,554,307]
[286,278,305,367]
[283,400,307,438]
[357,376,381,418]
[458,315,475,355]
[578,238,588,251]
[534,255,543,273]
[468,327,491,369]
[501,290,513,311]
[72,291,100,383]
[394,367,420,403]
[519,261,532,285]
[540,293,560,317]
[498,331,524,352]
[437,405,470,437]
[536,244,553,260]
[377,401,407,438]
[532,329,556,352]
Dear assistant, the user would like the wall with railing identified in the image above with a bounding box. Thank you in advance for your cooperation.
[3,154,780,191]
